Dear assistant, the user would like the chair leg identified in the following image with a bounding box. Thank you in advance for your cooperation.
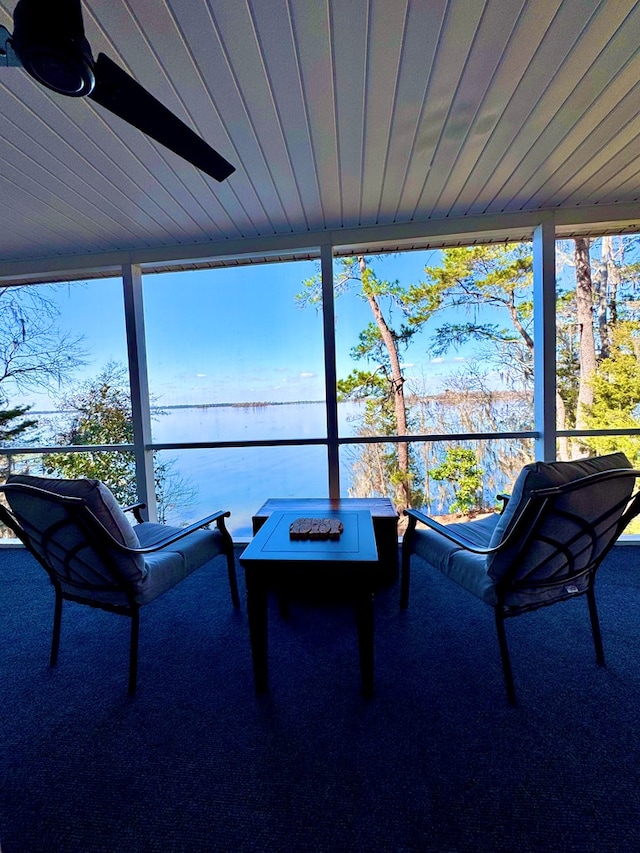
[587,586,605,666]
[226,547,240,609]
[50,590,63,667]
[216,518,240,609]
[128,609,140,696]
[400,545,411,609]
[495,610,517,706]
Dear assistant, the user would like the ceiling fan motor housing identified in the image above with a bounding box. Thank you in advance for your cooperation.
[12,0,95,97]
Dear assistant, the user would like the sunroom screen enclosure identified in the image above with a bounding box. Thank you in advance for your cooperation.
[2,219,640,539]
[2,1,640,536]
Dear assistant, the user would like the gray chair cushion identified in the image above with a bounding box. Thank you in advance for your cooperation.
[410,453,635,605]
[412,514,499,604]
[486,452,632,581]
[132,522,228,605]
[6,474,145,583]
[5,477,231,609]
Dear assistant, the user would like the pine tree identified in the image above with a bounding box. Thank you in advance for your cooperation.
[0,404,37,481]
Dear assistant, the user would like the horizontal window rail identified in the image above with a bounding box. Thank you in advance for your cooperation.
[9,427,640,459]
[557,429,640,437]
[1,444,135,454]
[3,431,539,457]
[6,426,640,460]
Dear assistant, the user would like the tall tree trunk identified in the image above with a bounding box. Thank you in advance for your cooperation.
[574,238,597,432]
[595,238,610,360]
[604,235,619,329]
[359,256,411,508]
[594,235,619,361]
[556,391,570,460]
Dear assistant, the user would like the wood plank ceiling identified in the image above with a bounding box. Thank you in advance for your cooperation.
[0,0,639,275]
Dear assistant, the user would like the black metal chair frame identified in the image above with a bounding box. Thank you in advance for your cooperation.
[401,468,640,705]
[0,483,240,695]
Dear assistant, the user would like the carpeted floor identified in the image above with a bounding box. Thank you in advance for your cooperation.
[2,542,640,852]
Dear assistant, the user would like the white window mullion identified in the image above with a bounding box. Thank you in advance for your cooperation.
[321,243,340,497]
[533,216,557,461]
[122,263,156,520]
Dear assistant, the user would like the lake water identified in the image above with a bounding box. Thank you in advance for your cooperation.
[152,401,366,537]
[151,400,362,445]
[19,399,528,540]
[151,399,533,537]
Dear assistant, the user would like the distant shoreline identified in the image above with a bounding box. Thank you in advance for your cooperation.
[154,400,326,411]
[29,400,327,415]
[30,390,529,416]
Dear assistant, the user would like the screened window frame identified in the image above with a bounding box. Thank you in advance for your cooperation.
[2,211,640,526]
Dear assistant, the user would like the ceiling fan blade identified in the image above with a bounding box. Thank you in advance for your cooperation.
[89,53,235,182]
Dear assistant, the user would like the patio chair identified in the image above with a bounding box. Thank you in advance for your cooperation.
[401,452,640,704]
[0,474,240,695]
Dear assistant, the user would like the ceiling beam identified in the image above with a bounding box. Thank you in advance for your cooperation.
[1,201,639,286]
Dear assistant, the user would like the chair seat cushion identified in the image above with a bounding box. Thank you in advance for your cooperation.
[412,514,499,604]
[132,522,228,605]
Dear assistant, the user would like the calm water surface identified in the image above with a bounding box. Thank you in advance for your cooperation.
[154,401,364,537]
[22,400,525,539]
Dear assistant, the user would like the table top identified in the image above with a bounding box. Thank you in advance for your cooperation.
[253,497,398,520]
[240,509,378,564]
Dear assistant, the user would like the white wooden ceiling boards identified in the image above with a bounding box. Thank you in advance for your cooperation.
[0,0,639,281]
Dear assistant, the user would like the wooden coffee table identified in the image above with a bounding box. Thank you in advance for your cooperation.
[252,497,399,583]
[240,509,383,697]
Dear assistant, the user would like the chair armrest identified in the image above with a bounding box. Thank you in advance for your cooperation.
[129,510,232,554]
[403,507,500,555]
[123,502,146,524]
[88,508,232,554]
[495,493,510,513]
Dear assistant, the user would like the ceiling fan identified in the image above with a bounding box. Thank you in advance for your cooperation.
[0,0,235,182]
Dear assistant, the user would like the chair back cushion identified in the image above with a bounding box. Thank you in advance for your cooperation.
[486,452,634,595]
[4,475,145,595]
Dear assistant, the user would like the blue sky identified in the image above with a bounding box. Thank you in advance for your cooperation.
[22,238,640,414]
[21,249,506,411]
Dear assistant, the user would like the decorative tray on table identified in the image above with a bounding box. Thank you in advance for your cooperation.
[289,517,343,540]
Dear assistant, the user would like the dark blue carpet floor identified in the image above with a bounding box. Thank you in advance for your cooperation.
[2,543,640,852]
